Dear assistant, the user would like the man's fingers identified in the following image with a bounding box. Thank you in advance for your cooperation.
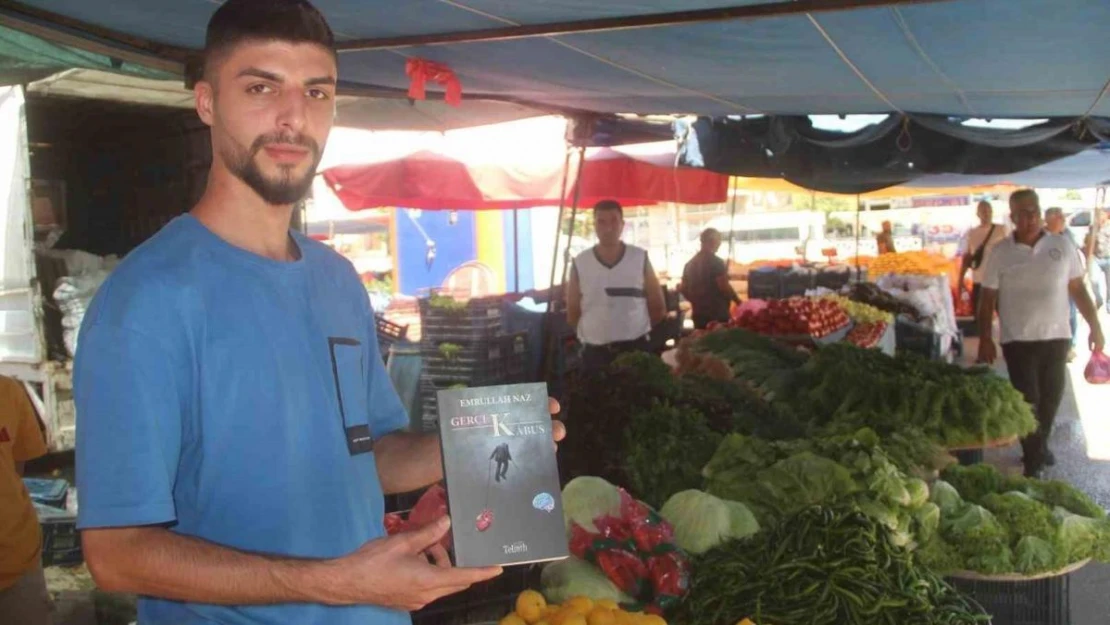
[426,544,451,568]
[551,419,566,443]
[430,565,503,589]
[404,516,451,553]
[548,397,561,416]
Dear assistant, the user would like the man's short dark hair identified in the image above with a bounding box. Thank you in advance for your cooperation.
[204,0,336,79]
[593,199,623,218]
[1009,188,1039,209]
[700,228,721,246]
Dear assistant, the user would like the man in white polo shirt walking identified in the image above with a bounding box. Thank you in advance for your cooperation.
[566,200,666,372]
[977,189,1104,477]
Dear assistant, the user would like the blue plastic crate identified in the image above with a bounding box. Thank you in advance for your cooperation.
[34,503,83,567]
[23,477,69,509]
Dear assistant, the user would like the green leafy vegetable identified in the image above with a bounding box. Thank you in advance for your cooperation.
[906,478,930,509]
[914,502,941,543]
[541,556,635,605]
[1015,536,1061,574]
[677,505,990,625]
[659,490,760,555]
[981,491,1055,543]
[930,480,964,513]
[942,464,1012,503]
[1011,477,1107,519]
[624,402,722,508]
[561,476,621,534]
[1054,508,1106,563]
[941,504,1013,574]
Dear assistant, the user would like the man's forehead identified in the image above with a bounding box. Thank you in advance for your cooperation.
[218,40,336,78]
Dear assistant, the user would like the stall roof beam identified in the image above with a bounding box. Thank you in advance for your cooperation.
[335,0,958,52]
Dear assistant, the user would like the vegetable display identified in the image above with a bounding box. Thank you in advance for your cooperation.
[843,321,888,349]
[677,505,990,625]
[623,403,722,508]
[563,481,692,616]
[847,282,922,319]
[658,490,760,555]
[702,429,933,548]
[818,294,894,324]
[731,297,850,339]
[794,342,1038,447]
[917,464,1110,575]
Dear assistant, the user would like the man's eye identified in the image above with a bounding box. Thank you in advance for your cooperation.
[307,89,331,101]
[247,84,274,95]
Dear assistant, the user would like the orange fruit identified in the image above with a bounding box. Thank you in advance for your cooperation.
[515,590,547,624]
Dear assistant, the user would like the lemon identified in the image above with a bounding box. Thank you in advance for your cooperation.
[564,596,594,615]
[560,615,588,625]
[500,616,528,625]
[586,607,617,625]
[516,590,547,624]
[640,616,667,625]
[595,599,620,612]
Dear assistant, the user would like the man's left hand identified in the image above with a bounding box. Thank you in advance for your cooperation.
[549,397,566,449]
[1091,325,1105,354]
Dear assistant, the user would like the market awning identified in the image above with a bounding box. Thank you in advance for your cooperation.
[26,68,544,132]
[321,141,728,211]
[4,0,1109,120]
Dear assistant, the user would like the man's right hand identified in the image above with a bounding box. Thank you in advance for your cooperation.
[977,339,998,365]
[323,516,501,611]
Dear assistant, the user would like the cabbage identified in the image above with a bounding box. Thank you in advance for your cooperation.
[541,556,634,605]
[913,502,941,543]
[1015,536,1060,574]
[562,476,621,534]
[866,464,911,507]
[941,504,1013,573]
[1054,508,1104,563]
[906,478,929,510]
[660,490,760,554]
[930,480,963,513]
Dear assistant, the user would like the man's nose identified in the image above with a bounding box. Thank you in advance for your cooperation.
[275,89,307,133]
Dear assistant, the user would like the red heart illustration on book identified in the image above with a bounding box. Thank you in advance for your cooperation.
[476,508,494,532]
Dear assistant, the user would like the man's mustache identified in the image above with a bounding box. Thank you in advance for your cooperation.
[250,133,319,158]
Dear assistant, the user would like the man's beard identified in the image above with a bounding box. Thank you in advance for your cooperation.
[222,132,320,205]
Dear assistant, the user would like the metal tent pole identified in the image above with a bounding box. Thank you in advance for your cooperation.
[513,208,520,293]
[855,194,862,270]
[726,176,740,261]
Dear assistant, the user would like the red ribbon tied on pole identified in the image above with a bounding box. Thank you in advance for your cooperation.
[405,58,463,107]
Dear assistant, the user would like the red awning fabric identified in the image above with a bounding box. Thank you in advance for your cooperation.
[321,142,728,211]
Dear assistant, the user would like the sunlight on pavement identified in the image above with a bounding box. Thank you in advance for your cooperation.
[1068,312,1110,461]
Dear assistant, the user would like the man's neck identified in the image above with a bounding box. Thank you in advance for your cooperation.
[1015,230,1043,247]
[192,167,297,262]
[597,241,623,253]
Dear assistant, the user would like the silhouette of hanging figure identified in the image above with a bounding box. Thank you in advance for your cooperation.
[490,442,512,482]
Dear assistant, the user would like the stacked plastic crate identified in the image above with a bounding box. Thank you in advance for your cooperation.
[417,295,528,432]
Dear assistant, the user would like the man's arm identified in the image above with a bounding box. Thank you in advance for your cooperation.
[82,518,497,612]
[1070,278,1105,351]
[713,260,741,304]
[566,265,582,329]
[375,431,444,495]
[958,254,972,290]
[977,287,998,341]
[644,259,667,326]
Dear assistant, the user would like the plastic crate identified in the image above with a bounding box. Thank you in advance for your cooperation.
[419,296,504,343]
[34,503,83,567]
[23,477,69,509]
[815,265,868,291]
[947,574,1070,625]
[895,318,945,360]
[375,314,409,359]
[747,267,783,300]
[411,565,542,625]
[954,448,985,465]
[781,267,817,297]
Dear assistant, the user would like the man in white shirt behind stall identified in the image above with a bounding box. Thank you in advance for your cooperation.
[958,200,1008,313]
[566,200,666,372]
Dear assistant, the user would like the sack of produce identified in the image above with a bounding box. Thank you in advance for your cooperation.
[562,477,691,616]
[1084,350,1110,385]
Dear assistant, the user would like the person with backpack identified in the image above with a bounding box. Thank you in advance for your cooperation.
[958,200,1008,312]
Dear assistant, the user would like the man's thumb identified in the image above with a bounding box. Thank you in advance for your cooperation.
[406,515,450,552]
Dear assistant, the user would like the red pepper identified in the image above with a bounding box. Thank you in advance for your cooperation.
[568,523,596,559]
[647,551,692,605]
[596,548,650,599]
[383,512,406,535]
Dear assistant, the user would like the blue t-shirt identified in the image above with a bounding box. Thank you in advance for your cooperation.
[74,215,411,625]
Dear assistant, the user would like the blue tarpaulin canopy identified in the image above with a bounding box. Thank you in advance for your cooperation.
[2,0,1108,119]
[5,0,1109,188]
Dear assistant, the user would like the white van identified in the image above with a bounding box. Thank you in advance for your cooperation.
[703,211,825,264]
[0,79,211,452]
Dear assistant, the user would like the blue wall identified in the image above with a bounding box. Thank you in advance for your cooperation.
[395,209,476,295]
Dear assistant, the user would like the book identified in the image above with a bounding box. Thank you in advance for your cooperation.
[436,382,569,568]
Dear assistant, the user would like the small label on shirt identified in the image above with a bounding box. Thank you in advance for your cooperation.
[345,424,374,456]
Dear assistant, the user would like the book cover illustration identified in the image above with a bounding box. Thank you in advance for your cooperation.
[437,382,569,568]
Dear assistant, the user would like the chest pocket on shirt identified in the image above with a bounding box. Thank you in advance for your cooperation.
[327,337,374,456]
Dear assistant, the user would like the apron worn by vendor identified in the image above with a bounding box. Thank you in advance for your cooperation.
[574,244,653,370]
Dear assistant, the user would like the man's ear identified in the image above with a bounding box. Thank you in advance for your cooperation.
[195,80,216,127]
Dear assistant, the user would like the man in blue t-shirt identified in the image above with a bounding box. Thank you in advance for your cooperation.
[73,2,563,624]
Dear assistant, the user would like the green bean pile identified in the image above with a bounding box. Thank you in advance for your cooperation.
[679,506,991,625]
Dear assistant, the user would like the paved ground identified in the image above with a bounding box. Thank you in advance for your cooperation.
[968,310,1110,625]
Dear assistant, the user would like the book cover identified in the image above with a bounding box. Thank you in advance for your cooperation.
[437,382,569,568]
